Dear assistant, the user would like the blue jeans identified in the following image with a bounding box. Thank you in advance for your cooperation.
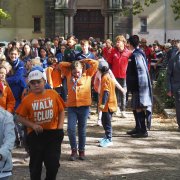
[67,106,90,151]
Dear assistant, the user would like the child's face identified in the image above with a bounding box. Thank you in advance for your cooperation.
[116,40,125,49]
[40,49,47,58]
[9,50,19,61]
[72,67,82,78]
[29,78,45,94]
[81,43,89,53]
[24,45,31,54]
[0,68,7,81]
[67,38,76,48]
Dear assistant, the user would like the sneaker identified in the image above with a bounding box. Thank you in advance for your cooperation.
[69,149,77,161]
[97,119,102,126]
[99,139,113,147]
[115,107,121,116]
[79,150,86,160]
[121,111,127,118]
[98,137,106,143]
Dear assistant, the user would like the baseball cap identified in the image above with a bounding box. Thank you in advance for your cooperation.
[98,58,109,73]
[28,69,46,83]
[164,43,171,49]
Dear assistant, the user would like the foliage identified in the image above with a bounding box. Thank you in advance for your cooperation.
[155,69,175,108]
[123,0,180,20]
[171,0,180,20]
[132,0,158,15]
[0,8,10,20]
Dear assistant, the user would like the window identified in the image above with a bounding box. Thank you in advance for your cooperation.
[33,16,41,33]
[140,17,147,33]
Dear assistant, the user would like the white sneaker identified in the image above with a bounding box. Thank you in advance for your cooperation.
[121,111,127,118]
[97,119,102,126]
[115,107,121,116]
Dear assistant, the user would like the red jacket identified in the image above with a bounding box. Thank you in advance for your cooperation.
[102,47,114,64]
[108,47,131,78]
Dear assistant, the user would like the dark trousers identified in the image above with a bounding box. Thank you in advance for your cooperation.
[115,78,126,111]
[27,129,64,180]
[175,89,180,127]
[101,110,113,140]
[135,111,147,133]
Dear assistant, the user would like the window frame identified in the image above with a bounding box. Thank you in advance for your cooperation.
[139,16,149,34]
[32,15,42,33]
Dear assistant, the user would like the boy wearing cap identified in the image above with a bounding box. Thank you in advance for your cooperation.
[16,70,65,180]
[98,59,117,147]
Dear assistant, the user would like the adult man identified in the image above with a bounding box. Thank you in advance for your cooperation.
[126,35,152,138]
[140,38,152,71]
[0,43,5,58]
[31,39,40,58]
[150,42,163,81]
[102,39,114,64]
[167,40,180,130]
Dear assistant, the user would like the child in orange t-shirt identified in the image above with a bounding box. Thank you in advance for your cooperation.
[16,69,65,180]
[59,58,98,161]
[98,60,118,147]
[46,57,64,98]
[0,64,15,113]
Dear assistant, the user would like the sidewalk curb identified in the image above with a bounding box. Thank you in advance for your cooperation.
[153,95,176,118]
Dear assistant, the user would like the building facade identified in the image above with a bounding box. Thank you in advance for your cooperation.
[133,0,180,44]
[0,0,180,44]
[0,0,132,41]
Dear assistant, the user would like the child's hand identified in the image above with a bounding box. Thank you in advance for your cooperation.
[99,104,105,110]
[32,124,43,135]
[122,87,127,94]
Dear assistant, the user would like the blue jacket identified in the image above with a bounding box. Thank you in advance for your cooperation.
[0,108,15,174]
[6,58,26,110]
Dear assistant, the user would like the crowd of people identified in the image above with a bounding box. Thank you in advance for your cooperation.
[0,34,179,179]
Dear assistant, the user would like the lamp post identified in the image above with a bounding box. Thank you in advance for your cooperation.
[164,0,167,43]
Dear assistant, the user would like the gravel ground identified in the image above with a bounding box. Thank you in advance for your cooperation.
[11,108,180,180]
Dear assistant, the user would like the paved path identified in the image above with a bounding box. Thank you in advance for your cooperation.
[11,109,180,180]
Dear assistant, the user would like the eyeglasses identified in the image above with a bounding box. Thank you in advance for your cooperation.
[30,80,43,85]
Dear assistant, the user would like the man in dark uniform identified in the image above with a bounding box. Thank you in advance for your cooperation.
[126,35,152,138]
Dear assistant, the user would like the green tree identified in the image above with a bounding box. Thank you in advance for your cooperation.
[171,0,180,20]
[0,8,10,20]
[126,0,180,20]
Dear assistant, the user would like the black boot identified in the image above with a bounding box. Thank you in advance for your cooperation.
[127,110,140,135]
[131,111,148,138]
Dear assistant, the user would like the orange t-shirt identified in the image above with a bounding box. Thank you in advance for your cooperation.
[59,59,98,107]
[0,84,15,113]
[99,74,117,112]
[16,89,65,134]
[46,66,62,88]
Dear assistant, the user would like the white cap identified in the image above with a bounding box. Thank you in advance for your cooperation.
[28,70,46,83]
[164,43,172,49]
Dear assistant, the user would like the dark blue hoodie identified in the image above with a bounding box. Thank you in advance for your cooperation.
[6,58,26,110]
